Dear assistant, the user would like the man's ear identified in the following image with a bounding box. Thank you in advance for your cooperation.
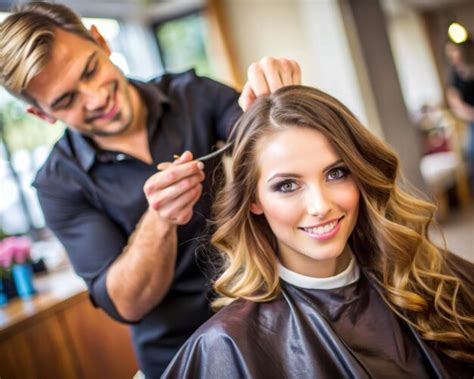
[90,25,111,56]
[250,200,264,215]
[26,105,57,124]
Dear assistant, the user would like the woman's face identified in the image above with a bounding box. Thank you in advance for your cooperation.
[251,126,360,277]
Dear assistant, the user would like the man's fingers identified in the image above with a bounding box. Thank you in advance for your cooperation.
[155,183,203,224]
[260,57,283,93]
[276,58,294,86]
[171,187,203,224]
[157,162,172,171]
[149,170,204,209]
[247,62,270,97]
[173,150,193,164]
[242,57,302,110]
[238,82,257,112]
[290,59,302,85]
[156,150,193,171]
[145,161,204,195]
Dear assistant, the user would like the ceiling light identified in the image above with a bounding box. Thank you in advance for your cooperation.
[448,22,468,44]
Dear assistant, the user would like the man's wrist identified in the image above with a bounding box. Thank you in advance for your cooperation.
[146,207,177,234]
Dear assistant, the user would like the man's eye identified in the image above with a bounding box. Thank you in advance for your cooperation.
[274,180,299,193]
[58,93,77,110]
[85,62,98,79]
[327,167,349,181]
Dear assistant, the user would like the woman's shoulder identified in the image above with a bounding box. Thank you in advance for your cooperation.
[162,295,289,378]
[195,294,288,340]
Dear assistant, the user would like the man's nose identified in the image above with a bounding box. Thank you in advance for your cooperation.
[306,185,332,218]
[80,82,108,112]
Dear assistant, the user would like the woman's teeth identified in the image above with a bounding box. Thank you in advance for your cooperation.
[302,219,339,235]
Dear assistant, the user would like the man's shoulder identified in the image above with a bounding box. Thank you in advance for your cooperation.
[148,69,237,100]
[150,69,207,88]
[33,130,83,189]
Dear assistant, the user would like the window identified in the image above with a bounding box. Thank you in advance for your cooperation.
[154,10,213,78]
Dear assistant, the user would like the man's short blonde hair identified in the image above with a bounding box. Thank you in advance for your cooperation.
[0,2,94,104]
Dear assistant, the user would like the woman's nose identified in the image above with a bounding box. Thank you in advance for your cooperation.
[306,186,332,218]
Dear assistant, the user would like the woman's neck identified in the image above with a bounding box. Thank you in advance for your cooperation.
[278,248,360,290]
[279,244,353,278]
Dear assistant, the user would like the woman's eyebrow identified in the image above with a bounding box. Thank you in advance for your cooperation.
[266,173,302,183]
[323,159,344,172]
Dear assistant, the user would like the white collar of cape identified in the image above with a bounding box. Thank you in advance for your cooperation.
[278,246,360,290]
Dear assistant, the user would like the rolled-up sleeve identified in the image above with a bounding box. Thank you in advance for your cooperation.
[35,186,137,324]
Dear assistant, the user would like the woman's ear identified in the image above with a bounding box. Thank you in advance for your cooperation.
[250,200,263,215]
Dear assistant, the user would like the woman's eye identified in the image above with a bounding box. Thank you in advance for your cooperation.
[327,167,349,181]
[275,181,299,193]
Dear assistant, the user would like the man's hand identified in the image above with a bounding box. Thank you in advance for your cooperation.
[239,57,301,111]
[144,151,205,225]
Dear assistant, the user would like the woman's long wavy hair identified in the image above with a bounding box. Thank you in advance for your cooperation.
[211,85,473,361]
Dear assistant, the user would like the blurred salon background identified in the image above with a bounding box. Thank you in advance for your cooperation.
[0,0,473,377]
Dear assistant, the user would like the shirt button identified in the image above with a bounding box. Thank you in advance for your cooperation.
[116,153,127,161]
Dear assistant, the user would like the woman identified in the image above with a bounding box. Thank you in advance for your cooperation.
[163,86,474,378]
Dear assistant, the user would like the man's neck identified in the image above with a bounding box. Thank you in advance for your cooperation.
[93,83,152,163]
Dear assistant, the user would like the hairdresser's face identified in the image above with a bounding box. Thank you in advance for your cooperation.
[26,27,136,137]
[251,127,360,277]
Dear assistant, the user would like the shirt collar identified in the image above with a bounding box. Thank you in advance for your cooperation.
[278,247,360,290]
[70,79,170,172]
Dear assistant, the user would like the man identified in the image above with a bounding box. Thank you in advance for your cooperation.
[0,2,301,376]
[445,39,474,189]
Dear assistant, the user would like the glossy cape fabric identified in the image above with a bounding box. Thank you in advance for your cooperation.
[162,254,473,379]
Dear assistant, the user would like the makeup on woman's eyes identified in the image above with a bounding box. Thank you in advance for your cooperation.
[271,179,300,193]
[326,166,350,181]
[268,165,351,193]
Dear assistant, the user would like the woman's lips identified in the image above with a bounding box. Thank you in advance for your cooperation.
[299,217,343,241]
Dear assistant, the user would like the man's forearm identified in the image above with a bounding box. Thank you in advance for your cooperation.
[106,209,177,321]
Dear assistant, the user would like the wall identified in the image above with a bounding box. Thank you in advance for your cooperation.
[220,0,380,134]
[384,0,444,114]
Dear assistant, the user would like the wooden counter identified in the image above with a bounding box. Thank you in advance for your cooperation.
[0,268,138,379]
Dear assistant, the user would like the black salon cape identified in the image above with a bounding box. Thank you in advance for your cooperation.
[162,254,473,379]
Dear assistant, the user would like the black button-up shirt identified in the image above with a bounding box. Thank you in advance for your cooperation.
[33,70,241,377]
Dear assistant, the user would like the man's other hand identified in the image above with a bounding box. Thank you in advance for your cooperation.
[239,57,301,111]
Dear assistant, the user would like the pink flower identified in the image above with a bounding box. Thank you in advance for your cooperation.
[0,237,32,268]
[0,241,14,268]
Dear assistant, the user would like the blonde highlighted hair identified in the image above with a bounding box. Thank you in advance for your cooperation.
[211,85,474,361]
[0,2,93,104]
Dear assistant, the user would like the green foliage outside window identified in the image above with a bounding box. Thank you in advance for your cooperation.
[1,99,64,154]
[156,12,213,78]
